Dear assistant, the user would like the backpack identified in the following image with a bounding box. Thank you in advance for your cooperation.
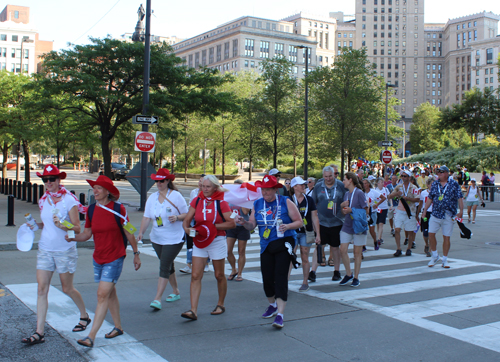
[194,197,226,222]
[87,202,128,249]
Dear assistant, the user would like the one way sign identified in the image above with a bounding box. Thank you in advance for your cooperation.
[132,115,159,125]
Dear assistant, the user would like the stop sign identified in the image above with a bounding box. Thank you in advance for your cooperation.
[381,150,393,164]
[134,131,156,153]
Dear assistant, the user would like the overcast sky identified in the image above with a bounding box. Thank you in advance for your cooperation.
[9,0,500,51]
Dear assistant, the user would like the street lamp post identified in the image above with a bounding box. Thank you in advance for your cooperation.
[385,82,397,175]
[296,45,309,179]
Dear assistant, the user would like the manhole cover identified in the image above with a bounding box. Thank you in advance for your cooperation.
[486,242,500,246]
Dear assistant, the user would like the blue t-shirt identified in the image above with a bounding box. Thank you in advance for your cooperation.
[254,195,296,253]
[428,179,463,219]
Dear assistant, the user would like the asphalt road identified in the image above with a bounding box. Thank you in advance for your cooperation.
[1,169,500,361]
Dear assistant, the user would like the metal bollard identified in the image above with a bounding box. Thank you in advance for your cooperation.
[39,185,44,201]
[17,181,22,200]
[79,193,86,221]
[0,177,3,194]
[6,195,15,226]
[491,186,495,202]
[32,183,38,205]
[27,182,32,202]
[22,181,27,201]
[12,180,17,198]
[9,179,13,195]
[2,178,6,194]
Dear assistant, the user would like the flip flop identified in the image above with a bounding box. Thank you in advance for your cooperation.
[181,310,198,320]
[105,327,124,339]
[235,276,243,282]
[166,294,181,302]
[227,273,238,281]
[211,305,225,315]
[77,336,94,348]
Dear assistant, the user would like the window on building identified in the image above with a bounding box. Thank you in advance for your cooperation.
[288,45,297,62]
[233,40,238,57]
[275,43,284,57]
[486,48,493,64]
[0,34,6,41]
[224,42,230,60]
[14,11,19,19]
[217,44,222,61]
[12,35,18,42]
[209,48,214,64]
[259,41,269,58]
[244,39,254,57]
[194,52,200,68]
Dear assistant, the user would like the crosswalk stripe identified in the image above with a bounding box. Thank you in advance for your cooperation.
[7,283,168,362]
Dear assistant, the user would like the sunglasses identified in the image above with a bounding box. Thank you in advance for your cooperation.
[334,172,339,175]
[401,175,409,178]
[307,181,313,183]
[42,177,57,183]
[155,179,167,183]
[285,182,291,185]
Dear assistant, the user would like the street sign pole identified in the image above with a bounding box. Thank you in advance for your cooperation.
[139,0,152,212]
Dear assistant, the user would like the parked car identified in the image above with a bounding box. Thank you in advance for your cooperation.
[99,163,129,180]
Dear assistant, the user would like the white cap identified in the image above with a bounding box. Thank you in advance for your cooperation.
[421,170,425,174]
[367,175,376,180]
[404,170,413,177]
[269,168,280,176]
[17,224,34,252]
[290,176,307,188]
[471,178,476,182]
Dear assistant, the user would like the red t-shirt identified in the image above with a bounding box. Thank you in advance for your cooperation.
[190,197,231,237]
[85,201,128,264]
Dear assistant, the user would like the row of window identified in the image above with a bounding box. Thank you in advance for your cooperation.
[457,21,478,30]
[0,47,29,58]
[362,14,419,22]
[306,21,329,29]
[363,0,417,5]
[337,33,354,38]
[363,7,419,14]
[0,34,31,43]
[0,62,28,73]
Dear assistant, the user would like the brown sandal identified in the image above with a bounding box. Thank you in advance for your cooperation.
[211,305,225,315]
[328,259,334,267]
[181,310,198,320]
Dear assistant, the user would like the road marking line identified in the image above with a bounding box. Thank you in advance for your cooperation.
[7,283,168,362]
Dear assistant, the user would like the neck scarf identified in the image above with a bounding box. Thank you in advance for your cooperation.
[198,190,225,201]
[39,185,87,214]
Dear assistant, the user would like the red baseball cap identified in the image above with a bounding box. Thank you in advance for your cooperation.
[36,164,67,180]
[150,168,175,181]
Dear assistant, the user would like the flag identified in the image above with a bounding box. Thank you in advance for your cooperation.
[222,182,262,209]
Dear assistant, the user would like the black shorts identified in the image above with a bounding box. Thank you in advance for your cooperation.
[226,225,251,241]
[319,225,342,247]
[377,209,388,224]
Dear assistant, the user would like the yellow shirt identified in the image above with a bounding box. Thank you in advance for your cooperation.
[417,175,428,190]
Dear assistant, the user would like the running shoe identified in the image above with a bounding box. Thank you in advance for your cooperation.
[332,270,342,281]
[180,266,192,274]
[262,305,278,318]
[339,274,353,286]
[362,246,367,252]
[379,239,384,245]
[308,271,316,282]
[442,260,450,268]
[351,278,360,287]
[391,229,395,236]
[272,315,284,329]
[374,241,379,251]
[204,264,210,272]
[428,255,442,267]
[299,284,310,292]
[393,249,402,257]
[406,249,412,256]
[411,242,416,249]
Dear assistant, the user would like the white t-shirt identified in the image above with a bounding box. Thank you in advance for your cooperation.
[372,187,389,210]
[39,194,78,252]
[190,188,200,203]
[144,190,188,245]
[420,189,433,213]
[364,189,378,209]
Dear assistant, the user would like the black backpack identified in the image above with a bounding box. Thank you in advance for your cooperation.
[87,202,128,249]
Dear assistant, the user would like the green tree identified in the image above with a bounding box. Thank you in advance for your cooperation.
[410,102,444,153]
[35,37,235,178]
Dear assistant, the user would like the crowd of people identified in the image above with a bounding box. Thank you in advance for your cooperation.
[20,160,484,344]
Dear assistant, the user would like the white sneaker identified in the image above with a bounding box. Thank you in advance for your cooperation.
[204,264,210,272]
[428,255,442,267]
[442,260,450,268]
[180,266,192,274]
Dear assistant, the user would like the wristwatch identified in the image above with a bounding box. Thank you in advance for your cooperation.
[134,251,141,256]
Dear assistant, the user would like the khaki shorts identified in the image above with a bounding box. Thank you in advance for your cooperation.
[388,207,395,220]
[429,214,454,237]
[37,246,78,274]
[394,210,417,232]
[340,231,367,246]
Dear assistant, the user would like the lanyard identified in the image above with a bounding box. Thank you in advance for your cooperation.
[349,188,358,207]
[438,182,449,198]
[98,203,128,224]
[155,190,171,217]
[293,194,308,218]
[262,196,281,227]
[202,199,218,224]
[324,184,337,200]
[402,183,410,197]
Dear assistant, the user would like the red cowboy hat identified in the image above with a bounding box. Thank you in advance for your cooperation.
[36,164,67,180]
[150,168,175,181]
[86,175,120,199]
[254,175,282,189]
[192,221,218,249]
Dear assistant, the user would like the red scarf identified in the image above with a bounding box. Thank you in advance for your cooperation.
[197,190,225,201]
[38,185,87,214]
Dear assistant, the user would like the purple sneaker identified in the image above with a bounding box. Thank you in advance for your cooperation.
[262,305,278,319]
[272,315,284,328]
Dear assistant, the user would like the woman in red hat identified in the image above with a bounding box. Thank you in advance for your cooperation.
[235,175,303,329]
[138,169,188,310]
[181,175,235,320]
[21,165,89,345]
[66,175,141,348]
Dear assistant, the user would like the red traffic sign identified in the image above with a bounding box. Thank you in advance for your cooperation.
[380,150,393,164]
[134,131,156,153]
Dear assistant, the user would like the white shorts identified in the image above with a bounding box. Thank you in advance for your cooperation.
[388,207,395,220]
[394,210,417,231]
[193,235,227,260]
[340,231,367,246]
[428,214,454,237]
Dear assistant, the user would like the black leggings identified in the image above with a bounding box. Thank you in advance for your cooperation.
[260,236,294,302]
[152,242,184,278]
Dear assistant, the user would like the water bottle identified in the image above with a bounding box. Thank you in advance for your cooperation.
[25,213,39,231]
[276,219,284,237]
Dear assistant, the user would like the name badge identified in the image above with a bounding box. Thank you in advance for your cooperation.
[327,201,334,209]
[438,195,444,201]
[156,216,164,227]
[303,218,308,226]
[123,222,137,234]
[61,220,74,229]
[263,228,271,239]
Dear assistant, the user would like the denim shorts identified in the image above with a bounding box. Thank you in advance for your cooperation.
[93,256,125,283]
[296,232,314,247]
